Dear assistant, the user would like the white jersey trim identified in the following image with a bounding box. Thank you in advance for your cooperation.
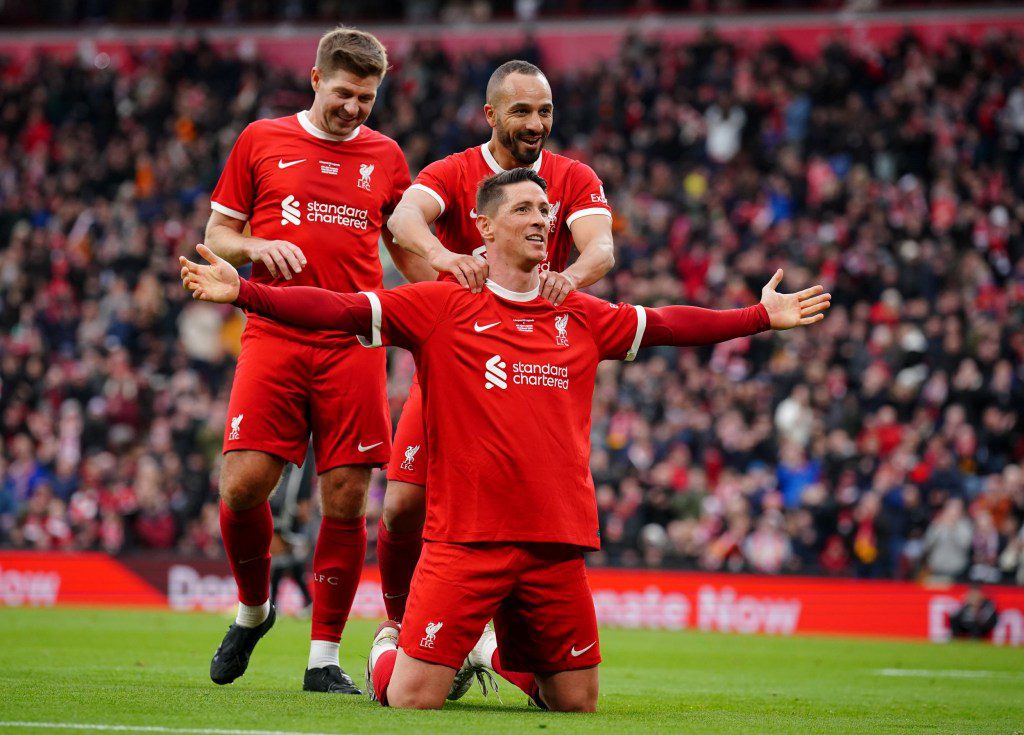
[297,111,361,142]
[485,279,539,303]
[565,207,613,227]
[409,183,446,216]
[625,305,646,362]
[356,291,383,348]
[211,201,249,222]
[480,143,543,175]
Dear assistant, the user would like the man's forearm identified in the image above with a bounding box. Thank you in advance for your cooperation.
[641,304,770,347]
[205,223,255,267]
[387,204,450,261]
[383,228,438,284]
[233,279,372,333]
[562,235,614,289]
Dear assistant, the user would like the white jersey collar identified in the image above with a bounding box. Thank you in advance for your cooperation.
[480,143,543,175]
[298,111,361,142]
[485,278,539,303]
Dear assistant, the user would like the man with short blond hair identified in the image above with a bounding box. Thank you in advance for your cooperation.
[315,26,389,80]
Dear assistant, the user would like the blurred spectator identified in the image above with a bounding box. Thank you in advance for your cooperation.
[948,584,999,639]
[923,499,973,581]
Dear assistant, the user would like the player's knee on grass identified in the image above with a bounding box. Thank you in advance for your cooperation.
[385,651,453,710]
[536,667,599,713]
[219,451,285,511]
[382,481,427,533]
[319,465,372,519]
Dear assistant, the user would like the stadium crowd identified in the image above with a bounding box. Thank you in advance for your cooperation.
[1,27,1023,584]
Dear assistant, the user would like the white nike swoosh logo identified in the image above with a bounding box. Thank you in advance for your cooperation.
[383,592,408,599]
[278,159,306,169]
[474,321,500,333]
[357,441,383,452]
[570,642,596,657]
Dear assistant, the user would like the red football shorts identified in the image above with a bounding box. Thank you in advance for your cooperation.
[223,325,391,473]
[387,377,426,485]
[398,541,601,674]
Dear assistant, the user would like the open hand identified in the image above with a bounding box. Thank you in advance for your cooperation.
[179,244,242,303]
[760,269,831,330]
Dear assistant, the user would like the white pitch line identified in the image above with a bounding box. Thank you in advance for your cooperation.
[875,668,1022,680]
[0,723,350,735]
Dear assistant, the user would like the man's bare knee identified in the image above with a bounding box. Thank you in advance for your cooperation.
[382,481,426,533]
[219,451,284,511]
[320,465,372,519]
[536,668,599,713]
[385,689,445,710]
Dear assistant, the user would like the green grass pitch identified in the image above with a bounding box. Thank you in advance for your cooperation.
[0,607,1021,735]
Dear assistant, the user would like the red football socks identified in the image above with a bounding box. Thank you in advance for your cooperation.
[310,516,367,643]
[219,500,273,606]
[376,517,423,622]
[371,648,398,706]
[492,649,539,700]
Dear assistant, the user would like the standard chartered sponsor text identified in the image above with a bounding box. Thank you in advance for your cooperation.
[306,201,369,229]
[512,361,569,390]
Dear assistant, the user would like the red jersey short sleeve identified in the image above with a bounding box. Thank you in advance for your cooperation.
[577,293,645,362]
[211,123,257,221]
[386,145,412,214]
[562,161,612,228]
[360,281,457,352]
[408,156,458,216]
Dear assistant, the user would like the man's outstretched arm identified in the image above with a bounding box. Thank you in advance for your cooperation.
[639,270,830,349]
[179,244,371,334]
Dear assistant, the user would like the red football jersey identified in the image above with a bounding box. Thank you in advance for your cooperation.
[211,111,410,344]
[409,144,611,272]
[359,280,645,549]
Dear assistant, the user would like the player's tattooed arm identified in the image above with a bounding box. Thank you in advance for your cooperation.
[387,188,488,293]
[541,214,615,306]
[204,211,307,280]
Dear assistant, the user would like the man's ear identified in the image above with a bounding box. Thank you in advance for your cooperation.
[475,212,494,242]
[311,67,321,93]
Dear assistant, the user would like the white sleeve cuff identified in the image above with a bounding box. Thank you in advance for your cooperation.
[625,305,646,361]
[211,201,249,221]
[356,291,383,348]
[566,207,612,227]
[409,184,446,216]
